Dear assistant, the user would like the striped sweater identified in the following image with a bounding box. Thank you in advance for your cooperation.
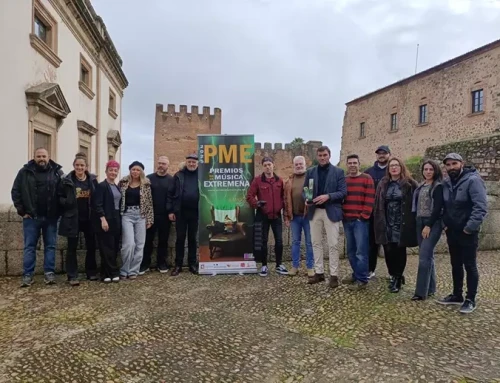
[343,173,375,220]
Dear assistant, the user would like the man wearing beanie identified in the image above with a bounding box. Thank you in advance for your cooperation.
[246,157,289,277]
[171,153,200,276]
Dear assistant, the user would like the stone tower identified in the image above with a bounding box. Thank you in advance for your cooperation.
[154,104,222,174]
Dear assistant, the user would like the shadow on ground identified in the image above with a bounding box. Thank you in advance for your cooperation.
[1,252,500,383]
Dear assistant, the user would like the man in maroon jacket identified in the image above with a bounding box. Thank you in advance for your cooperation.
[246,157,289,277]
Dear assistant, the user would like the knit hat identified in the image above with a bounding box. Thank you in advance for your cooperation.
[129,161,145,170]
[105,160,120,169]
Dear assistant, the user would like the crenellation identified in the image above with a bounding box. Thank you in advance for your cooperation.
[264,142,272,150]
[275,143,283,150]
[180,105,188,114]
[191,105,199,115]
[284,144,290,150]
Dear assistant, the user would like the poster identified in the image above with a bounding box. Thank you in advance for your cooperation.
[197,134,257,275]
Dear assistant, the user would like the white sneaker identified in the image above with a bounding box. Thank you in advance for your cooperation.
[112,277,120,283]
[259,266,269,277]
[104,278,111,283]
[369,271,376,279]
[276,264,289,275]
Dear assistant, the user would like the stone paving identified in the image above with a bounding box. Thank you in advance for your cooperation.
[0,252,500,383]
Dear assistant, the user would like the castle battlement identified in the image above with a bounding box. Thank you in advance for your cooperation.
[254,140,323,152]
[156,103,222,120]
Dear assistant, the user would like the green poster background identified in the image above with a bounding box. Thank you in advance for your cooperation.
[197,134,257,274]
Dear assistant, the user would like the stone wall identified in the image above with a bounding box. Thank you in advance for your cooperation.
[425,133,500,181]
[340,41,500,164]
[254,140,323,177]
[154,104,223,175]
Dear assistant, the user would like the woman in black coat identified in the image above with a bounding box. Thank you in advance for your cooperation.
[59,153,98,285]
[373,157,418,293]
[92,160,122,283]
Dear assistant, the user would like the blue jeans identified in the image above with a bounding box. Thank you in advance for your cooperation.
[23,217,58,276]
[415,217,440,298]
[290,214,314,269]
[343,219,369,283]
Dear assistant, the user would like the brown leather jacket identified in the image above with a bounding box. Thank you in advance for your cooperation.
[283,173,307,221]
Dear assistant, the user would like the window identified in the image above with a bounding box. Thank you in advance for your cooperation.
[30,0,61,67]
[108,88,118,119]
[419,104,428,124]
[79,145,89,158]
[390,113,397,131]
[359,122,365,138]
[34,130,51,154]
[472,89,484,113]
[79,54,94,100]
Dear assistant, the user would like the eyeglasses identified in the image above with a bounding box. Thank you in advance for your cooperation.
[389,164,401,168]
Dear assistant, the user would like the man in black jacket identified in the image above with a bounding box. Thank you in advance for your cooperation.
[364,145,391,279]
[11,148,64,287]
[171,153,199,276]
[140,156,176,274]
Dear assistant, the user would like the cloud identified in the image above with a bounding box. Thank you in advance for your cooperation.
[92,0,500,172]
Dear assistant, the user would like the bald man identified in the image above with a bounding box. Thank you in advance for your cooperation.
[140,156,176,274]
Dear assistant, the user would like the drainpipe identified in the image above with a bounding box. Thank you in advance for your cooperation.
[95,46,102,177]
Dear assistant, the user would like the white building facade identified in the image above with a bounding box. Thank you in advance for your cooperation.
[0,0,128,204]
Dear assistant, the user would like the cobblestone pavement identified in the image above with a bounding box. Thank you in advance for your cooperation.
[1,252,500,383]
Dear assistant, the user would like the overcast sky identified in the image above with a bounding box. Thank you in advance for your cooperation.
[92,0,500,172]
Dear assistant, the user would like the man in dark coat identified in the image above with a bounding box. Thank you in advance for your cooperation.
[171,153,200,276]
[304,146,347,288]
[11,148,64,287]
[364,145,391,278]
[437,153,488,314]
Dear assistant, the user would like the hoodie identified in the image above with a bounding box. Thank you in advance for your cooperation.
[364,161,387,190]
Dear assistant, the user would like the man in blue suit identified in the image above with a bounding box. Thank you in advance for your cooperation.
[304,146,347,288]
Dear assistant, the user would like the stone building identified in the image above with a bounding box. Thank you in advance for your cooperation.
[153,103,322,175]
[340,38,500,165]
[0,0,128,204]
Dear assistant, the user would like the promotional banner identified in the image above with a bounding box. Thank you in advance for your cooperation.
[197,134,257,275]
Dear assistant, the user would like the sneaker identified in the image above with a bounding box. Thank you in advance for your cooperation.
[112,277,120,283]
[128,275,137,280]
[307,273,325,284]
[306,269,315,277]
[288,267,298,276]
[437,294,464,306]
[103,278,112,283]
[44,272,56,285]
[276,265,289,275]
[87,275,99,281]
[21,275,34,288]
[68,279,80,287]
[368,271,376,279]
[342,276,355,285]
[348,281,367,291]
[120,275,127,281]
[158,267,170,274]
[459,299,476,314]
[138,269,148,276]
[329,276,339,289]
[259,266,269,277]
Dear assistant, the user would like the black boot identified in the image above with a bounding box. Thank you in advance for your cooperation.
[388,276,395,290]
[390,277,402,293]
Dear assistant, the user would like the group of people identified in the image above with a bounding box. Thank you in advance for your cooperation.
[246,145,487,315]
[11,143,488,314]
[11,149,200,287]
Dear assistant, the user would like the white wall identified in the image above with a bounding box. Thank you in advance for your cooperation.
[0,0,124,203]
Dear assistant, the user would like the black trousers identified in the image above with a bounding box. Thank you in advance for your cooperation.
[142,215,172,270]
[175,208,198,267]
[255,211,283,267]
[66,220,97,280]
[368,216,380,273]
[96,216,121,279]
[383,242,407,278]
[446,230,479,301]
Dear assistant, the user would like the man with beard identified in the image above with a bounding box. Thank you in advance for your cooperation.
[305,146,347,288]
[364,145,391,278]
[11,148,64,287]
[171,153,200,276]
[140,156,176,274]
[342,154,375,290]
[438,153,487,314]
[283,156,314,277]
